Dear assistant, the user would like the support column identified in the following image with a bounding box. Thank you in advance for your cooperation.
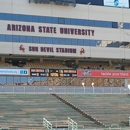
[125,79,128,89]
[1,57,5,62]
[40,58,43,63]
[109,60,112,67]
[75,59,79,65]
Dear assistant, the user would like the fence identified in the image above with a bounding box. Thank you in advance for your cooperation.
[42,118,130,130]
[0,86,129,94]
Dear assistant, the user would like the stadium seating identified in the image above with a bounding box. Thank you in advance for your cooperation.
[0,94,101,129]
[52,94,106,127]
[0,62,12,68]
[25,61,68,68]
[0,60,128,88]
[0,61,130,71]
[59,94,130,127]
[0,61,68,68]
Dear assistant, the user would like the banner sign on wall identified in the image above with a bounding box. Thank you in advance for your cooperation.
[77,70,130,78]
[18,44,86,57]
[104,0,129,8]
[0,69,29,76]
[7,24,95,36]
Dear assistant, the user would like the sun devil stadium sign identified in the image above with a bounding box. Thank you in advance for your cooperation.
[19,45,85,55]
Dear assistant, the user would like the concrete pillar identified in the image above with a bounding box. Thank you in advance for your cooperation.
[40,58,43,63]
[109,60,112,66]
[124,79,128,88]
[75,59,79,65]
[1,57,5,62]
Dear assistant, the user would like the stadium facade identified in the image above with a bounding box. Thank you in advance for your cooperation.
[1,0,130,60]
[1,2,130,129]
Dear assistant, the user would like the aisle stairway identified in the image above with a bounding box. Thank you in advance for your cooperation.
[59,94,130,127]
[52,94,106,127]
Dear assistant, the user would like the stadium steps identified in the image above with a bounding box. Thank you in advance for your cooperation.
[59,94,130,127]
[52,94,106,128]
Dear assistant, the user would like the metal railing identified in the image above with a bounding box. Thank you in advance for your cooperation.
[0,86,129,94]
[43,118,52,130]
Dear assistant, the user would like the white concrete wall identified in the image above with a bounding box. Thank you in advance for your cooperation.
[0,42,128,60]
[0,0,130,22]
[0,0,130,59]
[0,21,125,41]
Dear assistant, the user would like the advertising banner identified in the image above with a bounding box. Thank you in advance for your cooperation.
[77,70,130,78]
[0,69,29,76]
[104,0,129,8]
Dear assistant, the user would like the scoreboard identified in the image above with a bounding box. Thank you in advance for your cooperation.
[61,69,77,77]
[30,68,49,77]
[30,68,77,77]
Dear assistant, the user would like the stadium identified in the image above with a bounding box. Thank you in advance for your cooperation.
[0,0,130,129]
